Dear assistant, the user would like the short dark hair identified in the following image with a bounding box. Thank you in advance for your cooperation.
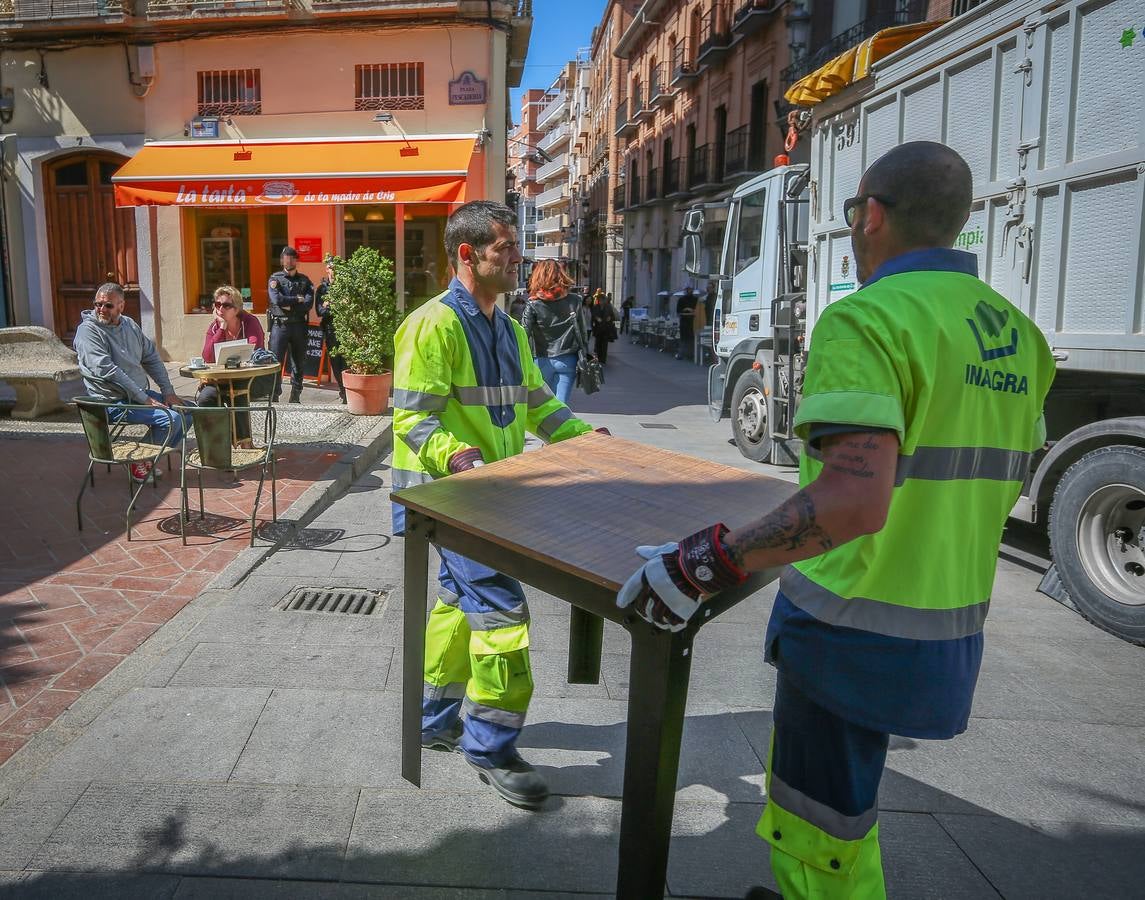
[95,282,124,302]
[861,141,973,248]
[445,200,517,268]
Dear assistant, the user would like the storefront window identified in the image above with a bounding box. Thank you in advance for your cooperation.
[342,203,448,311]
[183,208,285,314]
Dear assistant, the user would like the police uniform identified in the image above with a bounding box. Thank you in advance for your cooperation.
[391,277,593,768]
[758,248,1055,897]
[267,254,314,401]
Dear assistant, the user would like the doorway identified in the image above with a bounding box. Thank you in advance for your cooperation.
[43,151,139,339]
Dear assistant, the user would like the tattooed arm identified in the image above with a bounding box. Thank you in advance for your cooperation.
[723,429,900,573]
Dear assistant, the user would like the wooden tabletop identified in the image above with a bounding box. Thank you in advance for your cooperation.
[392,431,797,592]
[178,362,281,381]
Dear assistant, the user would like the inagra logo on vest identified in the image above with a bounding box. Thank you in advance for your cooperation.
[964,300,1028,395]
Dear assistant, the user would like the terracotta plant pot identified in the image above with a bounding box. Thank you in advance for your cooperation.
[342,370,392,416]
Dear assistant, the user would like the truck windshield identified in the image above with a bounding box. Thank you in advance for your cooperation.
[734,188,766,275]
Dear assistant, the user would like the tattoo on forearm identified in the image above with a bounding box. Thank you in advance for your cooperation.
[727,490,834,567]
[825,435,879,480]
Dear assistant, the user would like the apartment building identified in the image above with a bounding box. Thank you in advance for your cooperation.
[0,0,532,360]
[507,88,547,288]
[531,65,575,269]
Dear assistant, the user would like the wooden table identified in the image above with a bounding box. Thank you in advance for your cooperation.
[178,362,280,444]
[393,432,796,899]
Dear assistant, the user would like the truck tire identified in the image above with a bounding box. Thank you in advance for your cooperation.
[731,368,772,463]
[1048,445,1145,645]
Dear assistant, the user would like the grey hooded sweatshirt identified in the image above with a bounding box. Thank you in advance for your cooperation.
[73,310,174,404]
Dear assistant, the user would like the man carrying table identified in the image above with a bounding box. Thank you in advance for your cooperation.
[391,200,601,809]
[619,143,1054,898]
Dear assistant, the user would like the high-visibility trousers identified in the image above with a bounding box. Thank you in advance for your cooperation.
[757,672,889,899]
[421,547,534,768]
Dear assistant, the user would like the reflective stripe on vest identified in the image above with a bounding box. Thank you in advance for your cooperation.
[463,697,527,729]
[453,385,528,407]
[768,770,878,842]
[807,443,1032,486]
[528,384,555,408]
[536,406,574,441]
[393,388,449,412]
[402,416,442,453]
[392,467,434,490]
[780,567,989,641]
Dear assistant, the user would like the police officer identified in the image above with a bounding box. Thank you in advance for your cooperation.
[268,246,314,403]
[618,142,1055,899]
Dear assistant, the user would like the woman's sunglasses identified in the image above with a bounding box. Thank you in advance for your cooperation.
[213,301,235,310]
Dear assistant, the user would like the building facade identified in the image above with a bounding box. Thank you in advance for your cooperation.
[0,0,532,360]
[531,65,574,270]
[507,87,546,289]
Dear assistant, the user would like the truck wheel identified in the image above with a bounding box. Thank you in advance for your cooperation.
[1048,445,1145,645]
[731,368,772,463]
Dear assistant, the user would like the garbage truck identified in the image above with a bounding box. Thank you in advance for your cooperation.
[685,0,1145,643]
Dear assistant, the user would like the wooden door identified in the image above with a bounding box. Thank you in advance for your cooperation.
[44,152,139,340]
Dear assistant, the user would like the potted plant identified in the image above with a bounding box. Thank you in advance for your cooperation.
[325,246,402,415]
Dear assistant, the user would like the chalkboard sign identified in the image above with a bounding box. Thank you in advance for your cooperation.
[303,326,325,380]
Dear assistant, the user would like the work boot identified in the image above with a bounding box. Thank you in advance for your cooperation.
[288,387,301,404]
[421,722,462,753]
[468,754,549,809]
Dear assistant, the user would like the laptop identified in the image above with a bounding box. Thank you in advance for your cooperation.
[213,339,255,367]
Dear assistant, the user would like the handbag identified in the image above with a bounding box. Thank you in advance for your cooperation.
[576,350,604,395]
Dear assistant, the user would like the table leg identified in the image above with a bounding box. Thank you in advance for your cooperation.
[616,625,694,899]
[566,606,603,685]
[402,510,432,787]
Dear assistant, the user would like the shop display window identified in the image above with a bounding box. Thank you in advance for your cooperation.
[182,208,286,314]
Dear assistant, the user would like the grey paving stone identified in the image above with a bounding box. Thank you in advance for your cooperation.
[191,603,395,647]
[343,790,620,893]
[602,638,774,708]
[937,813,1145,900]
[172,877,601,898]
[27,782,357,880]
[0,780,91,871]
[167,643,393,690]
[970,666,1145,727]
[8,872,181,899]
[40,687,271,781]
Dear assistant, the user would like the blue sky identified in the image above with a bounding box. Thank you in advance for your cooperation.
[510,0,609,124]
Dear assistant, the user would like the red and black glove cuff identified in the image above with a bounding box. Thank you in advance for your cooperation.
[448,447,485,473]
[670,523,747,598]
[594,427,612,436]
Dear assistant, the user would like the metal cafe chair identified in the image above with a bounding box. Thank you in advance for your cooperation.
[173,398,278,547]
[74,397,180,540]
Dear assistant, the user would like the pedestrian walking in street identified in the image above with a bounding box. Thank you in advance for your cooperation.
[391,200,601,809]
[620,295,634,334]
[196,284,266,445]
[675,286,698,360]
[73,282,186,482]
[267,246,314,403]
[521,259,589,405]
[617,142,1056,899]
[315,257,347,404]
[590,289,618,366]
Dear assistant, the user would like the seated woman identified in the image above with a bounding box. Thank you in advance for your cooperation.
[197,285,266,445]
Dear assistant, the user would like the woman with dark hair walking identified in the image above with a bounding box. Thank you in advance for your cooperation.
[521,260,589,405]
[590,289,618,366]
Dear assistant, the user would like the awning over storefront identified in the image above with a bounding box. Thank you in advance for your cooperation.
[784,21,946,107]
[112,136,476,207]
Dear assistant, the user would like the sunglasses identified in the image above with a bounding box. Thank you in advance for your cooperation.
[93,301,117,310]
[843,194,897,227]
[213,301,235,309]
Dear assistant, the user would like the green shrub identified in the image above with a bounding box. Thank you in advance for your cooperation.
[326,247,402,375]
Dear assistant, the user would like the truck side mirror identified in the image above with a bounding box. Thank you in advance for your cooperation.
[683,207,705,234]
[683,233,707,277]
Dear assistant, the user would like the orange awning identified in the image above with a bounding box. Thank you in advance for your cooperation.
[113,136,476,207]
[784,21,947,107]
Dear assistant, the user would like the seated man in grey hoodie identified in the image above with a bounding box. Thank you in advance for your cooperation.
[73,282,185,482]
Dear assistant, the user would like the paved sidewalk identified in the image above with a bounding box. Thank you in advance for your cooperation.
[0,341,1142,897]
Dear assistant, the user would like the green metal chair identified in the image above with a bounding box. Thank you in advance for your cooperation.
[174,401,278,547]
[74,396,180,540]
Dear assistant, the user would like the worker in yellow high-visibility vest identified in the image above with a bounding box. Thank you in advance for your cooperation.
[618,143,1055,898]
[391,200,601,809]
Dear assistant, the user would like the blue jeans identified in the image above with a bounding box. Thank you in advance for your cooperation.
[536,353,578,406]
[108,390,185,448]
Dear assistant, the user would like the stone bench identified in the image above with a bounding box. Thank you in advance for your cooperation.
[0,326,82,419]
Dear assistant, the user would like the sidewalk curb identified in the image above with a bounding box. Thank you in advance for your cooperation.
[0,418,393,807]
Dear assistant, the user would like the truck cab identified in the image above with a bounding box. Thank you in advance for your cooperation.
[682,164,810,465]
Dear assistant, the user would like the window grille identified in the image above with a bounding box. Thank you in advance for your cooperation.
[197,69,261,117]
[355,63,425,111]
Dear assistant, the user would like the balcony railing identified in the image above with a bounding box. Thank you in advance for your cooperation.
[536,152,569,182]
[613,182,627,212]
[535,213,566,235]
[663,157,684,196]
[537,121,571,154]
[536,183,569,209]
[688,144,718,189]
[614,99,628,134]
[649,62,675,108]
[671,42,699,85]
[645,168,660,203]
[0,0,129,19]
[148,0,291,19]
[732,0,778,38]
[628,175,642,208]
[781,0,927,88]
[697,7,733,66]
[531,244,564,260]
[536,90,569,129]
[724,125,751,178]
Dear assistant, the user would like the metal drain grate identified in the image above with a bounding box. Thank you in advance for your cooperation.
[639,423,679,430]
[276,587,382,615]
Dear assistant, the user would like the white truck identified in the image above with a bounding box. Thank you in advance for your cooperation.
[685,0,1145,643]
